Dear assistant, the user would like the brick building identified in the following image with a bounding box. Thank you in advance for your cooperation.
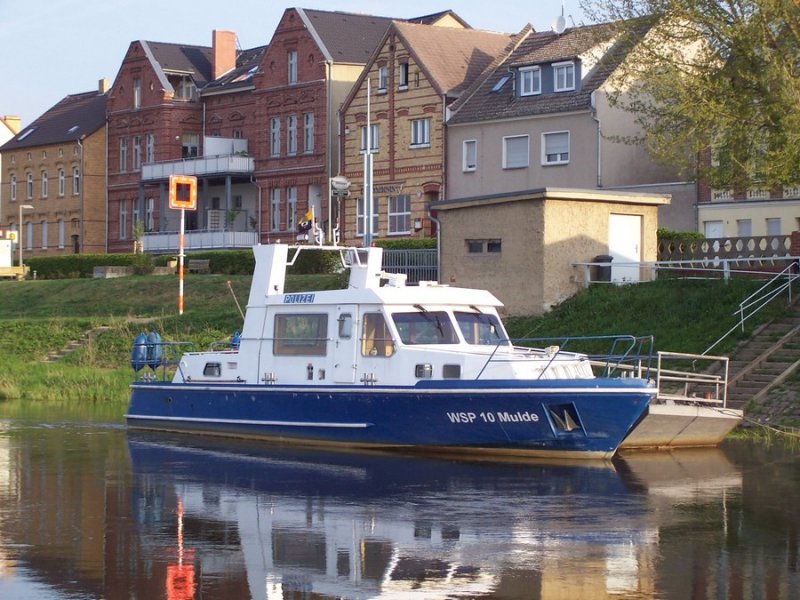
[339,21,512,243]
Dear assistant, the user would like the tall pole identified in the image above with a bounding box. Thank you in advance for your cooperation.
[364,78,373,247]
[178,208,185,315]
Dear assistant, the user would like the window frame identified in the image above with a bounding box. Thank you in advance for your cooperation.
[360,123,379,153]
[356,196,379,238]
[410,118,430,148]
[287,114,298,155]
[270,188,281,231]
[270,117,281,157]
[462,139,477,172]
[41,171,48,198]
[286,186,297,231]
[58,169,65,196]
[72,167,80,195]
[502,135,529,169]
[519,66,541,96]
[273,313,328,356]
[387,194,411,235]
[541,131,570,165]
[287,50,298,85]
[303,112,314,153]
[119,137,127,172]
[553,61,575,92]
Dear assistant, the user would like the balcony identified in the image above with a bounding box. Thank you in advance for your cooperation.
[142,230,259,253]
[142,136,254,181]
[142,154,254,181]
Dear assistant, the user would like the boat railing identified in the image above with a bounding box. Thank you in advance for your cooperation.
[133,341,195,382]
[498,335,656,379]
[654,351,729,407]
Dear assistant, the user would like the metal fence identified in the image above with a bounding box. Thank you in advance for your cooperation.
[381,249,438,284]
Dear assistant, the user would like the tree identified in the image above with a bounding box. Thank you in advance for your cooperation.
[581,0,800,189]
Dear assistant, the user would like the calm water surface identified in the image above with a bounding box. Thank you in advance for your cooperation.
[0,402,798,599]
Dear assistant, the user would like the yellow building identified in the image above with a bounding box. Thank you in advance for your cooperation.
[339,20,512,244]
[0,83,107,258]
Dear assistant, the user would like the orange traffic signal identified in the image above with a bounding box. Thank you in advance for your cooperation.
[168,175,197,210]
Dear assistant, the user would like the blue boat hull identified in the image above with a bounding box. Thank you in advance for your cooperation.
[126,379,652,459]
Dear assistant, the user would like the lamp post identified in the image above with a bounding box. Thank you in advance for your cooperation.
[18,204,33,273]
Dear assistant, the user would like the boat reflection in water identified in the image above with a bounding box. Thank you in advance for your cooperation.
[127,433,743,599]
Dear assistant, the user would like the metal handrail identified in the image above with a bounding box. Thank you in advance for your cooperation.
[703,264,800,356]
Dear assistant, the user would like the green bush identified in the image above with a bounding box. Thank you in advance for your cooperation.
[374,238,436,250]
[657,227,705,241]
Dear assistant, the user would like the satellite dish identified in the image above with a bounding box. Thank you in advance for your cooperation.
[552,14,566,34]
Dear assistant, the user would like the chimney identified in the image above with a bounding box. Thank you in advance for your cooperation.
[2,115,21,135]
[213,30,237,79]
[98,78,110,94]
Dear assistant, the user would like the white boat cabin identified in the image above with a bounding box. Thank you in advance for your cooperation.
[176,244,595,386]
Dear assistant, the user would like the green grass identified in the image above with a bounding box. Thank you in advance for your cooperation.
[0,273,795,417]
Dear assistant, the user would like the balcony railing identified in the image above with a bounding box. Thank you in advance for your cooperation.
[142,154,254,181]
[142,230,259,253]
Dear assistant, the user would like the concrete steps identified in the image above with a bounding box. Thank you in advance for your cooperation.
[43,326,111,363]
[725,300,800,410]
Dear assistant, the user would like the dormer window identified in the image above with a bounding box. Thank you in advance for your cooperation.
[519,67,541,96]
[167,73,198,101]
[553,61,575,92]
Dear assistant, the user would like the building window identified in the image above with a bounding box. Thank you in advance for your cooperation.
[10,175,16,201]
[503,135,529,169]
[58,169,65,196]
[466,239,502,253]
[542,131,569,165]
[146,198,154,231]
[553,61,575,91]
[132,135,141,170]
[737,219,752,237]
[286,186,297,231]
[766,217,781,236]
[388,195,411,235]
[58,219,65,249]
[41,220,48,249]
[303,112,314,153]
[182,133,199,158]
[233,128,243,139]
[270,118,281,157]
[72,167,80,195]
[145,133,155,164]
[410,118,430,148]
[356,196,379,237]
[288,50,298,85]
[378,65,388,91]
[119,137,127,172]
[360,124,379,153]
[26,172,33,198]
[519,66,541,96]
[41,171,48,198]
[398,61,409,89]
[26,221,33,250]
[120,200,128,240]
[287,115,297,155]
[462,139,477,172]
[133,77,141,109]
[270,188,281,231]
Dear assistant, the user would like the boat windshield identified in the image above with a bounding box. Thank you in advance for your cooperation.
[392,311,458,345]
[454,311,509,346]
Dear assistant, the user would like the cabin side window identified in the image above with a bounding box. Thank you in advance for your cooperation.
[273,313,328,356]
[361,313,395,357]
[454,311,508,345]
[392,311,458,345]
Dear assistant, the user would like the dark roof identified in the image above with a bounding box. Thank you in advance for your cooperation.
[392,22,513,97]
[449,22,642,124]
[203,45,268,93]
[145,41,214,87]
[298,8,399,63]
[0,91,107,151]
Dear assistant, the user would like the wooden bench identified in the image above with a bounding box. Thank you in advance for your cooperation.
[187,259,211,274]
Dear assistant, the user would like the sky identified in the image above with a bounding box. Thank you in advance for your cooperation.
[1,0,585,128]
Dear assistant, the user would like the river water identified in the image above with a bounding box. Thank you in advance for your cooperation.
[0,402,798,600]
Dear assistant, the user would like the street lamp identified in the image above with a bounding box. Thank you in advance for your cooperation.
[18,204,33,274]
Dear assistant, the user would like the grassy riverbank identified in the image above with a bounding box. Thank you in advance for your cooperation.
[0,273,793,419]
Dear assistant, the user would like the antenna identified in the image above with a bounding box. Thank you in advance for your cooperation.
[551,0,567,35]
